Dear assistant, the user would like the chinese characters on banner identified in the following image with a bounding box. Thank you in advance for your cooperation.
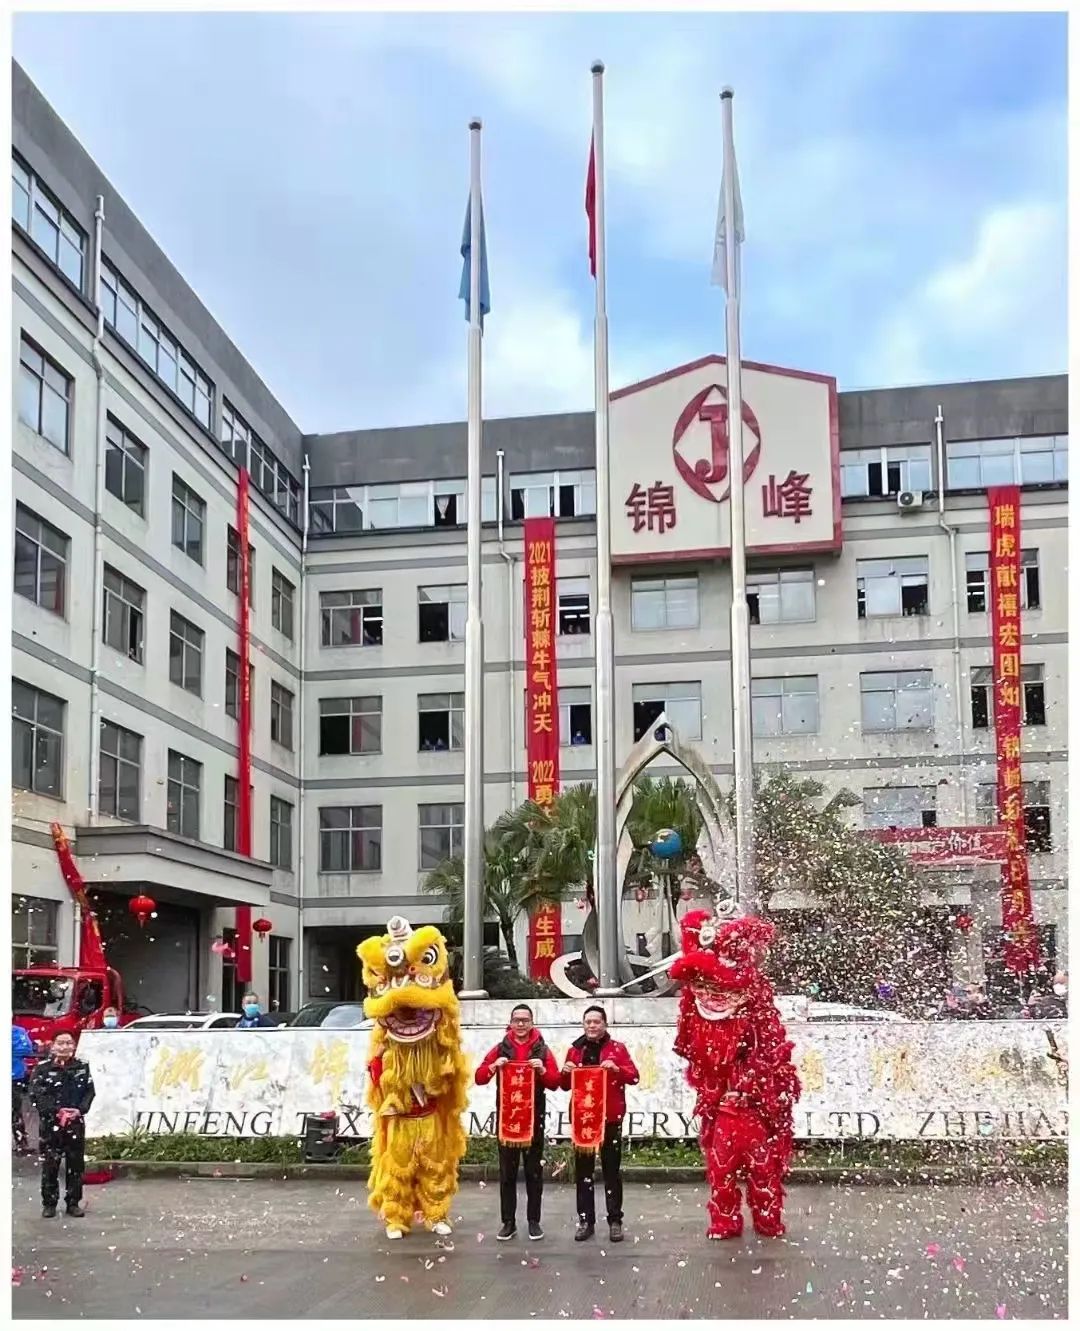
[988,486,1039,975]
[569,1065,608,1151]
[235,469,254,984]
[523,518,564,978]
[497,1062,536,1144]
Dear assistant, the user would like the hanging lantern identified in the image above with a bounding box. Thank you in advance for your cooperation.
[252,917,273,942]
[955,913,974,934]
[634,887,647,904]
[129,894,156,929]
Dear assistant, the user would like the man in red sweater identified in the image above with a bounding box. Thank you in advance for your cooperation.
[560,1005,640,1243]
[474,1004,561,1241]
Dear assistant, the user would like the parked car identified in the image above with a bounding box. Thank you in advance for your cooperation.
[287,1001,372,1030]
[120,1012,242,1031]
[775,995,909,1023]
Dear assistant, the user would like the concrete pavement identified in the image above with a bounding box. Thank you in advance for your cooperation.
[10,1158,1067,1319]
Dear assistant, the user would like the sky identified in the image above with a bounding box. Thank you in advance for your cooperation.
[12,9,1068,434]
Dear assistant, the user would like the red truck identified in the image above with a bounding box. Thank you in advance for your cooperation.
[11,964,136,1063]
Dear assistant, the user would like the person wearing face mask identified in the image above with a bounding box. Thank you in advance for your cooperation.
[236,992,274,1029]
[29,1031,95,1218]
[101,1006,120,1030]
[1024,972,1068,1019]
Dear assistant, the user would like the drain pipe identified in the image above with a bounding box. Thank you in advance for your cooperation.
[936,405,967,824]
[496,450,517,812]
[86,194,107,828]
[295,456,310,1007]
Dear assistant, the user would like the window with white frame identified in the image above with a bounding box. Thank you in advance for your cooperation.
[840,445,932,498]
[746,568,815,625]
[863,786,938,830]
[12,680,64,798]
[100,260,214,430]
[860,669,933,732]
[751,676,820,737]
[270,797,293,870]
[226,527,255,606]
[632,681,702,742]
[224,651,254,723]
[169,611,204,695]
[320,589,383,647]
[309,478,497,534]
[271,569,295,640]
[319,695,382,755]
[557,578,591,636]
[419,803,464,868]
[319,806,382,872]
[418,585,466,643]
[970,663,1045,729]
[166,751,201,840]
[965,549,1041,613]
[418,692,465,752]
[222,776,251,853]
[12,155,86,288]
[268,936,290,1012]
[270,681,295,750]
[99,720,141,821]
[102,565,145,664]
[104,416,148,516]
[947,436,1068,489]
[18,334,71,453]
[976,780,1052,852]
[561,686,593,746]
[856,556,929,618]
[171,475,205,564]
[510,469,597,520]
[11,895,59,970]
[631,574,699,631]
[14,504,68,616]
[220,400,250,465]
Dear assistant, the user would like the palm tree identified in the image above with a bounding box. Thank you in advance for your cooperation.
[626,775,704,882]
[493,784,598,904]
[421,831,564,972]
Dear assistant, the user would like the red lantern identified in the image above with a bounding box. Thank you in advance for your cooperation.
[955,913,974,934]
[634,887,647,904]
[129,894,156,929]
[252,917,273,942]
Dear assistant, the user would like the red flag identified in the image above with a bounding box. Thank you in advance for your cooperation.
[585,136,596,278]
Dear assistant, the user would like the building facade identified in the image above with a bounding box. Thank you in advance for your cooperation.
[11,63,1068,1012]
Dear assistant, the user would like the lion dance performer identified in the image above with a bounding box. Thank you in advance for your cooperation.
[670,911,799,1240]
[357,916,469,1239]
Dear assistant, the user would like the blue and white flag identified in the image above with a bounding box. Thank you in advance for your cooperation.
[459,196,491,325]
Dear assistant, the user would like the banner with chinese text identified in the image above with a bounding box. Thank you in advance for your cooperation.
[523,518,563,978]
[497,1063,536,1144]
[988,486,1039,975]
[570,1065,608,1151]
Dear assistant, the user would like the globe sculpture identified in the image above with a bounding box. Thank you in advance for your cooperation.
[650,827,683,861]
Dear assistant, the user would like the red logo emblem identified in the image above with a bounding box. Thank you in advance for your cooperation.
[672,384,762,504]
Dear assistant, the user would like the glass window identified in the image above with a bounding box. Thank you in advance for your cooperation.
[747,568,815,625]
[271,570,295,640]
[510,470,597,520]
[226,527,255,607]
[270,797,293,870]
[319,806,382,872]
[320,589,383,647]
[971,663,1045,729]
[171,475,206,564]
[418,584,466,643]
[268,936,290,1013]
[224,651,254,724]
[309,477,496,533]
[12,680,65,798]
[319,696,382,756]
[751,676,819,737]
[947,436,1069,490]
[12,156,86,289]
[631,681,702,741]
[856,556,929,618]
[418,803,464,868]
[99,720,141,821]
[270,681,295,750]
[166,751,201,840]
[102,565,145,663]
[560,686,592,746]
[104,416,148,516]
[18,334,71,453]
[14,504,68,616]
[965,549,1041,613]
[860,669,933,732]
[418,692,465,752]
[557,578,591,636]
[840,445,932,498]
[11,895,59,970]
[863,786,937,830]
[631,575,699,631]
[169,611,204,695]
[976,780,1052,852]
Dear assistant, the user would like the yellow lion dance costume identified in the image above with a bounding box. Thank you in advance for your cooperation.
[357,915,469,1240]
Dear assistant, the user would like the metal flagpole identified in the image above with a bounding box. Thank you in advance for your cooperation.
[720,87,757,915]
[590,61,620,996]
[461,118,488,997]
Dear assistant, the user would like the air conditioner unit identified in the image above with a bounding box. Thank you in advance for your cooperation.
[897,490,924,512]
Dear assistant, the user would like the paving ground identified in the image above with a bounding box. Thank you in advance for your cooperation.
[10,1157,1067,1320]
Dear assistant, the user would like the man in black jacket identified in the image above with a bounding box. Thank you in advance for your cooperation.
[29,1031,95,1218]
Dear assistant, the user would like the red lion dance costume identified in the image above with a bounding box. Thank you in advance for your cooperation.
[670,911,799,1240]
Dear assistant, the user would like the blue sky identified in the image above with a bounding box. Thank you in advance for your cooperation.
[14,10,1067,433]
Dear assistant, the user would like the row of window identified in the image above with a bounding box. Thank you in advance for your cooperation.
[840,438,1068,498]
[864,782,1053,853]
[317,804,463,873]
[15,499,296,639]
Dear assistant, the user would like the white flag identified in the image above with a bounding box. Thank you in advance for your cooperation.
[710,153,744,293]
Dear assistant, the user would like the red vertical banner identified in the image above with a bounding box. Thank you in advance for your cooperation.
[987,486,1039,976]
[235,470,253,983]
[523,517,563,978]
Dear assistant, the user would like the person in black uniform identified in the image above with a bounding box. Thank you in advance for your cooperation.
[29,1030,95,1218]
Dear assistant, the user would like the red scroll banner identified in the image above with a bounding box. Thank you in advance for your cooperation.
[570,1066,608,1151]
[235,469,254,984]
[497,1062,536,1145]
[987,486,1039,975]
[524,517,563,979]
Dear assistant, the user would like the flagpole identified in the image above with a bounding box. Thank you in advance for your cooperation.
[720,87,757,915]
[590,61,620,995]
[461,117,487,997]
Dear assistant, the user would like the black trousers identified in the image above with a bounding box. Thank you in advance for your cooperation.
[40,1122,85,1209]
[12,1078,28,1148]
[498,1128,545,1226]
[575,1121,623,1224]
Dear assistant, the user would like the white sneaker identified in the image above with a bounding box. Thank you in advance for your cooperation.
[385,1226,404,1240]
[432,1221,453,1237]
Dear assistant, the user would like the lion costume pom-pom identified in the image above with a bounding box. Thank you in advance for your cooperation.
[357,917,470,1239]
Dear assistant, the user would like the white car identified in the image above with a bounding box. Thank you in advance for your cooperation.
[775,996,909,1023]
[120,1012,242,1031]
